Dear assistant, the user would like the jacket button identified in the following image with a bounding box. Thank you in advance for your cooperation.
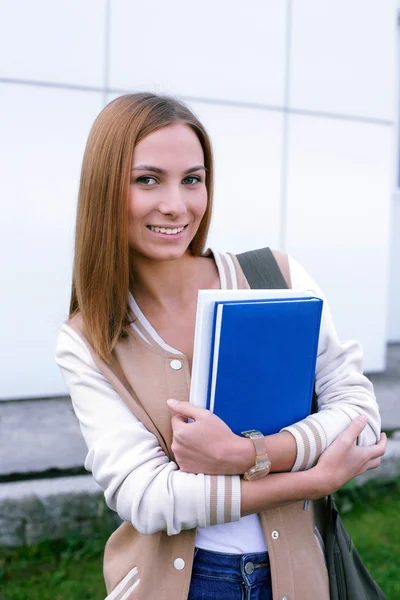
[170,359,183,370]
[282,597,289,600]
[271,530,279,540]
[174,558,185,570]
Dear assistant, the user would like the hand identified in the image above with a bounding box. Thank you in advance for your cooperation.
[314,415,387,496]
[167,399,254,475]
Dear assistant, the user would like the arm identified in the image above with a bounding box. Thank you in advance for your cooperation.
[55,324,241,536]
[241,416,386,516]
[168,401,386,512]
[169,254,381,476]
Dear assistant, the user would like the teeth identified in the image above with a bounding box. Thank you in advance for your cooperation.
[149,225,185,234]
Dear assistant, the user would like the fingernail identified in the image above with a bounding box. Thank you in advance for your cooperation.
[358,415,368,422]
[167,399,179,406]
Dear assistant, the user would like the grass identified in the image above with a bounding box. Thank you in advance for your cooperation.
[0,535,107,600]
[340,480,400,600]
[0,481,399,600]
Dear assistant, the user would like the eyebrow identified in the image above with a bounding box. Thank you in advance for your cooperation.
[131,164,207,175]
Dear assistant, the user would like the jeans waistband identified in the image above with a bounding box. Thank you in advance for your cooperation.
[193,547,270,587]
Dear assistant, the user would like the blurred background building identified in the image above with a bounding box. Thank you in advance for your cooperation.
[0,0,398,401]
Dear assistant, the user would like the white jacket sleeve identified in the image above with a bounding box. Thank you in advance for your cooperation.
[55,325,241,535]
[281,256,381,472]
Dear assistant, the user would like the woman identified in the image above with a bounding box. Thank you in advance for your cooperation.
[56,93,386,600]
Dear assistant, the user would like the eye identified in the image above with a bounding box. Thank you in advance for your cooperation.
[135,176,158,186]
[182,176,201,185]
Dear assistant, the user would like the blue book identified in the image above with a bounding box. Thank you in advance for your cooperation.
[207,297,323,436]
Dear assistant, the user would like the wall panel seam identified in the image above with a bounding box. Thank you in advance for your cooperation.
[103,0,111,107]
[279,0,292,252]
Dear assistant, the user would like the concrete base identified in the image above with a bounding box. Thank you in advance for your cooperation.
[0,475,120,547]
[0,398,87,478]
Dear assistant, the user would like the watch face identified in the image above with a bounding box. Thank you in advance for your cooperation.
[244,460,271,481]
[241,430,264,439]
[244,468,269,481]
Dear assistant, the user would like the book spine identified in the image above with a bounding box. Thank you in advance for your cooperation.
[207,303,224,413]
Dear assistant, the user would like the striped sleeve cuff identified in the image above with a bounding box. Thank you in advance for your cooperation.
[282,417,328,472]
[202,475,241,527]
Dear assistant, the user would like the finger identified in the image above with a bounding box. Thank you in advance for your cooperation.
[365,457,382,471]
[170,413,189,430]
[167,399,210,421]
[379,431,387,445]
[341,415,368,442]
[171,413,188,424]
[369,432,387,458]
[357,434,387,471]
[377,431,387,449]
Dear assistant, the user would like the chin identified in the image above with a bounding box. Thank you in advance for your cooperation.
[132,244,190,263]
[154,248,187,262]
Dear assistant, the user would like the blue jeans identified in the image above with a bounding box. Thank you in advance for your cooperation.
[188,547,273,600]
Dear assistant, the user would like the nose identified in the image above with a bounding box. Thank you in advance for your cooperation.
[158,184,187,217]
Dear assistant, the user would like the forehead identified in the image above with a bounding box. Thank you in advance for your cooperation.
[132,124,204,166]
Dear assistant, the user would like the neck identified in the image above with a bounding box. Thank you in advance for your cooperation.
[130,250,201,310]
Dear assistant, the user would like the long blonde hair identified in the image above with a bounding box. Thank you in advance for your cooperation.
[70,93,214,362]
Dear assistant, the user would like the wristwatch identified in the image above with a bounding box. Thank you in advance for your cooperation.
[241,430,271,481]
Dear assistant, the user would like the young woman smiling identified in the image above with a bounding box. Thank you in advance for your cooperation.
[56,93,386,600]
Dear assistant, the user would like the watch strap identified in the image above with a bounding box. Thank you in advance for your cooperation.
[252,435,268,458]
[241,430,271,480]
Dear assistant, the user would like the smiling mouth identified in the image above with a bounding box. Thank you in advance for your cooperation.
[146,225,188,235]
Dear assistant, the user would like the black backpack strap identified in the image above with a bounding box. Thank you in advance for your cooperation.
[236,246,318,415]
[236,247,288,290]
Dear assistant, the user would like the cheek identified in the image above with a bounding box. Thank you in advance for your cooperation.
[128,190,147,222]
[193,189,208,219]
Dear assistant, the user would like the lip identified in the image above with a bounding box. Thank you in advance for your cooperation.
[146,224,188,229]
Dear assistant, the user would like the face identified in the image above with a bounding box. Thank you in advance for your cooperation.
[128,123,208,262]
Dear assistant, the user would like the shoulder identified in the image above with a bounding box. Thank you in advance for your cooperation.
[285,255,325,298]
[65,311,84,335]
[56,311,96,358]
[270,248,291,288]
[55,316,95,369]
[270,249,324,297]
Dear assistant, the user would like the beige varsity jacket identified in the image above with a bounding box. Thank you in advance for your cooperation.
[65,254,332,600]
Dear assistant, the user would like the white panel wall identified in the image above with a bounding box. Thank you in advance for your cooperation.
[290,0,397,120]
[0,0,397,399]
[109,0,287,105]
[0,0,107,87]
[285,115,393,371]
[0,84,103,398]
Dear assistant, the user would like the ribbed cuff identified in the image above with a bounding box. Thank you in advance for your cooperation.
[203,475,241,526]
[282,417,327,472]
